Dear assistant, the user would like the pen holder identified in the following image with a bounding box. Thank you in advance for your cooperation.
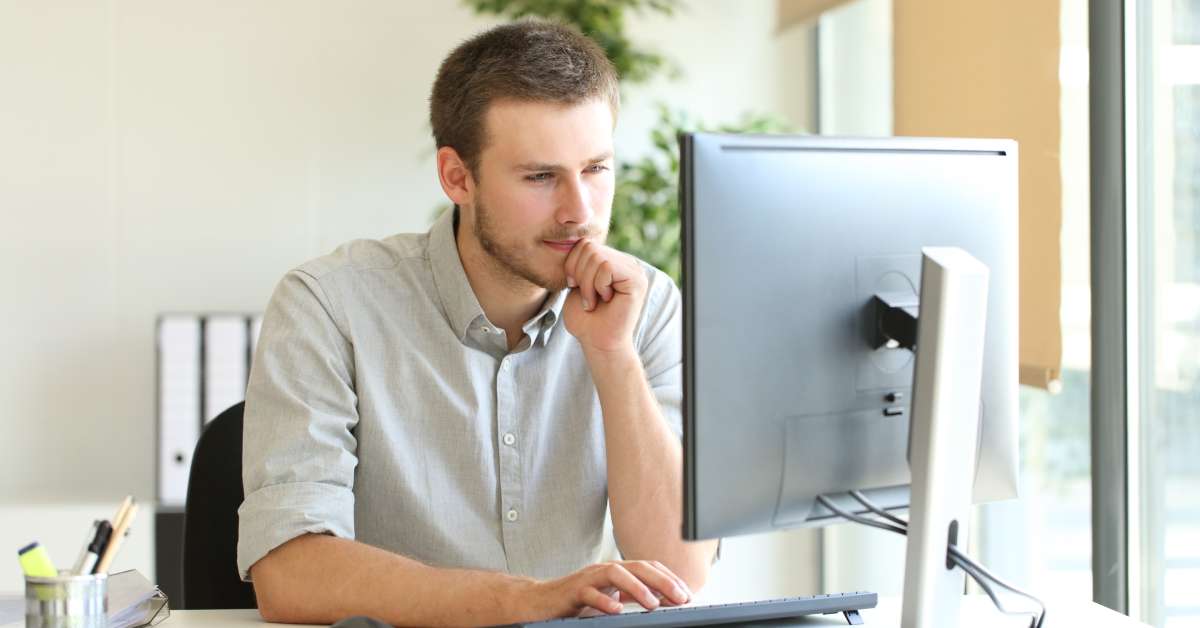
[24,572,108,628]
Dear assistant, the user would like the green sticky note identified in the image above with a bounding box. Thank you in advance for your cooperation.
[18,542,57,578]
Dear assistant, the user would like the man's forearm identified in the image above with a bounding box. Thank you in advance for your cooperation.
[586,347,719,589]
[251,534,541,626]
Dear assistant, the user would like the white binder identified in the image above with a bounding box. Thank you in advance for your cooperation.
[157,313,260,506]
[157,315,202,507]
[203,315,249,424]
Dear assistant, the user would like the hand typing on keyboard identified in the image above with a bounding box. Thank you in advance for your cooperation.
[528,560,693,619]
[577,590,694,618]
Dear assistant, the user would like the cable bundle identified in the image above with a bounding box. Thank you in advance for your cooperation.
[816,492,1047,628]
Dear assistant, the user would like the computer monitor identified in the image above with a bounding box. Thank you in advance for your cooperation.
[679,133,1019,541]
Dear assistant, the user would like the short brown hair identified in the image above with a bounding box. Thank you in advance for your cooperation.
[429,20,620,177]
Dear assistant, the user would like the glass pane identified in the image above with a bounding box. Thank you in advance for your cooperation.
[1015,370,1092,598]
[1136,1,1200,626]
[978,0,1093,602]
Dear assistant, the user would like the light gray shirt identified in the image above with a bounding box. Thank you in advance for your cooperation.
[237,208,684,581]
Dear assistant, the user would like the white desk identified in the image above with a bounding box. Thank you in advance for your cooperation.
[85,595,1144,627]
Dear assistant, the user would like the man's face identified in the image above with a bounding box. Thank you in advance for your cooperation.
[468,98,615,292]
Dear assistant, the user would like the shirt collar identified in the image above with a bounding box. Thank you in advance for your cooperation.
[428,208,569,347]
[429,208,487,342]
[526,288,568,347]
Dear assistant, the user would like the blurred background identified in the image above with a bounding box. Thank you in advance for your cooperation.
[1,1,1197,626]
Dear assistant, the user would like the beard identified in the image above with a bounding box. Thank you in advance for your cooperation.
[472,197,604,292]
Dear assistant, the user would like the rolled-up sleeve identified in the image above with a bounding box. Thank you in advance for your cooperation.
[237,268,359,581]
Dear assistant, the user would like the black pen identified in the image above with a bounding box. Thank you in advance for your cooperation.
[78,520,113,576]
[71,520,101,575]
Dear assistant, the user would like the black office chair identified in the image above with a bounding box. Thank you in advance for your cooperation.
[182,401,257,609]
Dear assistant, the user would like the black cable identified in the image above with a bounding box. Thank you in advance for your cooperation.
[817,494,1030,619]
[815,495,907,535]
[948,547,1046,628]
[845,489,1047,626]
[816,493,1046,628]
[951,553,1020,619]
[952,552,1041,628]
[843,492,1045,607]
[844,490,1046,624]
[848,490,908,527]
[837,493,1047,628]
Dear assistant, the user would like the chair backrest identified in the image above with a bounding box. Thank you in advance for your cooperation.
[182,402,257,609]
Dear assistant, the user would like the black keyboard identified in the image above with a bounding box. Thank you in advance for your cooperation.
[491,591,877,627]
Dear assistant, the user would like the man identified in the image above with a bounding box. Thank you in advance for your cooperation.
[237,19,719,626]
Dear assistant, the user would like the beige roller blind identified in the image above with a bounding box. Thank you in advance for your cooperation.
[777,0,856,30]
[894,0,1063,389]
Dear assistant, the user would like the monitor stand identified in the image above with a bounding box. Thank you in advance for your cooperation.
[901,247,990,628]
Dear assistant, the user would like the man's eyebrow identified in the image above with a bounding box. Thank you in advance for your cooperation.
[515,152,614,172]
[585,151,614,164]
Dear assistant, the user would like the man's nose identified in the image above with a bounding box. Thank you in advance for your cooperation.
[557,175,594,225]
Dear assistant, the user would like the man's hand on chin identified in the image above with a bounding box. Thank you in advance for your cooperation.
[561,239,648,358]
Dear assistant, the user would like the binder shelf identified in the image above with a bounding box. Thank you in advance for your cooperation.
[156,313,262,507]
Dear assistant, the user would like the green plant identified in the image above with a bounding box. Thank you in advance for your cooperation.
[463,0,682,84]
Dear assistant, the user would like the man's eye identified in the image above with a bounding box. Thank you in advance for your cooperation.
[586,164,610,174]
[526,172,553,182]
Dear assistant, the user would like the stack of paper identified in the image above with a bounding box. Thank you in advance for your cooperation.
[107,570,168,628]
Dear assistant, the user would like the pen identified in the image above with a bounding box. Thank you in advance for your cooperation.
[70,520,101,575]
[110,497,133,535]
[94,502,137,575]
[78,520,112,576]
[90,496,132,575]
[17,542,57,578]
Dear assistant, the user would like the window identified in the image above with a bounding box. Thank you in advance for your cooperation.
[1133,1,1200,626]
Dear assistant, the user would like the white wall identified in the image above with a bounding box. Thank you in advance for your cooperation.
[619,1,817,142]
[1,0,821,598]
[1,1,495,505]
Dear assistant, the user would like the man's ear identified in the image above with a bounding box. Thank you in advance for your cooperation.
[436,146,474,207]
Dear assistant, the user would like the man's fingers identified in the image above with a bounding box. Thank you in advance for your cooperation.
[577,249,604,311]
[597,564,659,609]
[562,241,645,316]
[578,586,623,615]
[563,238,593,288]
[558,561,690,619]
[623,561,690,606]
[595,261,614,302]
[629,562,689,606]
[568,242,595,308]
[563,238,583,277]
[651,561,693,604]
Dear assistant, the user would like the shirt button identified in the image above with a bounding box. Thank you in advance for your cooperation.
[502,432,516,446]
[506,509,519,522]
